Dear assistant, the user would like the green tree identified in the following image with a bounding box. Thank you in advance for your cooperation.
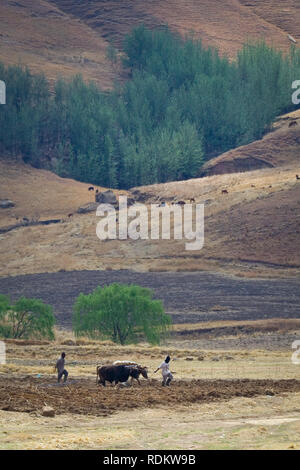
[73,283,171,345]
[0,295,11,338]
[1,30,300,189]
[0,294,10,313]
[0,296,55,340]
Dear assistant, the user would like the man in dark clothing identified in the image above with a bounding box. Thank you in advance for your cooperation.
[55,352,68,383]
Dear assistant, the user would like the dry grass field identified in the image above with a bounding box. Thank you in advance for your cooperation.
[0,147,299,277]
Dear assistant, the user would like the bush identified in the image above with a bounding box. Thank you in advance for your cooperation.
[73,283,171,345]
[0,295,55,340]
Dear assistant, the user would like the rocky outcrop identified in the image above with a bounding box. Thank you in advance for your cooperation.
[77,202,98,214]
[95,190,117,205]
[42,405,55,417]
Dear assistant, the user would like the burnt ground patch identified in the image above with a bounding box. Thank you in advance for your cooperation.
[0,270,299,328]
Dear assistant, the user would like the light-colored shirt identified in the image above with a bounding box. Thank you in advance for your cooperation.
[159,361,170,377]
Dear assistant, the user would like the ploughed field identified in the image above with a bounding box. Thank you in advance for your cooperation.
[1,375,299,417]
[0,270,299,328]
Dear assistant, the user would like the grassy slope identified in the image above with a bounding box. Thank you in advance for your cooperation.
[0,1,299,278]
[0,116,299,278]
[0,0,116,89]
[0,0,299,88]
[201,110,300,176]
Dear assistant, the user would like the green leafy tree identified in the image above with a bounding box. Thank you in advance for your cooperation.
[0,296,55,340]
[73,283,171,345]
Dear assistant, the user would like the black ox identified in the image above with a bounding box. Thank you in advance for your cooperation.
[96,364,148,387]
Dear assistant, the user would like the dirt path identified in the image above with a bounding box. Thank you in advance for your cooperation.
[0,270,299,328]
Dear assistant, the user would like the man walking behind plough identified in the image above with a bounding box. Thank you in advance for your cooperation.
[154,355,173,386]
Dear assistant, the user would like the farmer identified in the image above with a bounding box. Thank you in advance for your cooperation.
[55,352,68,383]
[154,355,173,386]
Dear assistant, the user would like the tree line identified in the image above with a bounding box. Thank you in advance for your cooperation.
[0,284,171,345]
[0,26,299,188]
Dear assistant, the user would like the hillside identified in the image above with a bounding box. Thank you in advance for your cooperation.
[0,147,299,278]
[1,0,299,87]
[0,0,116,89]
[201,110,300,176]
[0,1,300,279]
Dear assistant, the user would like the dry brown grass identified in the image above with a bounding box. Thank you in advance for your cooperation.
[0,0,116,89]
[201,110,300,176]
[173,319,300,333]
[144,0,298,59]
[1,0,299,91]
[0,154,299,277]
[0,158,129,228]
[2,331,300,381]
[1,394,300,450]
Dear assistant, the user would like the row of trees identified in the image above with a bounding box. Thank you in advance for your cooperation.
[0,284,171,345]
[1,26,300,188]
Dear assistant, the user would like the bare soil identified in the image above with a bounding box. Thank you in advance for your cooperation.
[1,375,299,417]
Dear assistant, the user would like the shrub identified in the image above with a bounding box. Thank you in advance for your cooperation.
[73,283,171,345]
[0,295,55,340]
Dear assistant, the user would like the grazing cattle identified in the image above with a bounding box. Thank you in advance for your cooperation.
[97,363,148,386]
[88,186,94,191]
[296,175,300,180]
[221,189,228,195]
[289,120,298,127]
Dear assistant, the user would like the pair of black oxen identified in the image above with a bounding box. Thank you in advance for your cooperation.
[96,363,148,387]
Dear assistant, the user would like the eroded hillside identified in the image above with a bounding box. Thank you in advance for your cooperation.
[201,110,300,176]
